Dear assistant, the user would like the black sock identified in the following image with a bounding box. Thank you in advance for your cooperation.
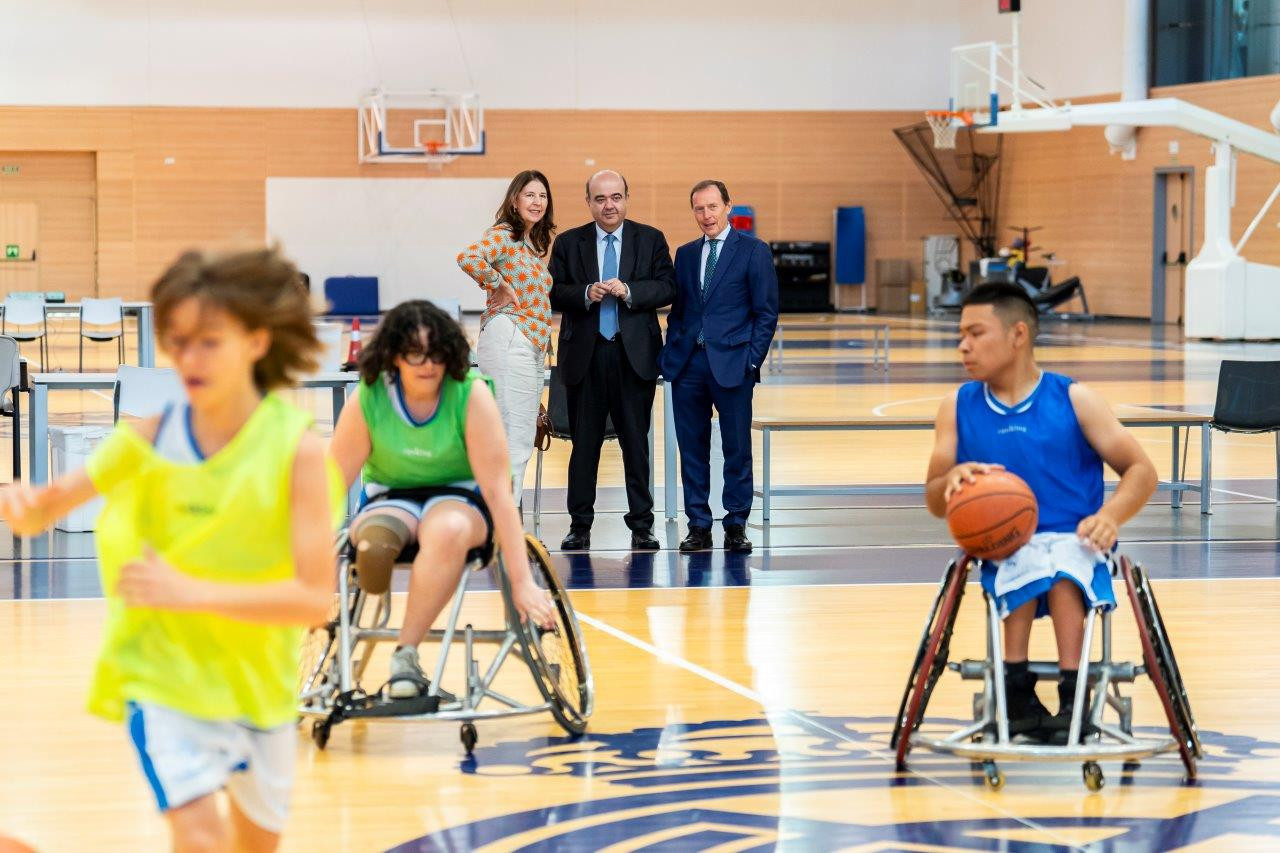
[1004,661,1040,719]
[1058,669,1080,715]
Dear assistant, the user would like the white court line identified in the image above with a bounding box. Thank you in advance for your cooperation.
[575,610,1090,852]
[1212,485,1275,502]
[870,396,944,417]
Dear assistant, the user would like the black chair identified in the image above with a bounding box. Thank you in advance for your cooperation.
[1015,269,1090,316]
[531,365,616,535]
[1210,360,1280,504]
[0,338,23,481]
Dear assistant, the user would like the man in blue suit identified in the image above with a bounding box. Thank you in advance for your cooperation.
[660,180,779,553]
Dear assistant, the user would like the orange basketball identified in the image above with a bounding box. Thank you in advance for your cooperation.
[945,469,1038,561]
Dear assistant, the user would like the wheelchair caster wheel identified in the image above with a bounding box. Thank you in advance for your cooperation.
[983,760,1004,790]
[460,723,477,755]
[311,719,331,751]
[1083,761,1105,791]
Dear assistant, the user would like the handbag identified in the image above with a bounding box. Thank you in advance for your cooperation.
[534,404,553,451]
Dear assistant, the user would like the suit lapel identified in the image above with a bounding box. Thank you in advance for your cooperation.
[618,221,637,284]
[578,226,599,284]
[701,228,740,304]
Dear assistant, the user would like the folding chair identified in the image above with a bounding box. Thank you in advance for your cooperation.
[0,337,23,481]
[1210,360,1280,504]
[113,365,186,422]
[2,298,49,369]
[79,298,126,371]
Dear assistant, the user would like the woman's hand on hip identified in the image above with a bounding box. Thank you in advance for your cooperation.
[493,282,518,309]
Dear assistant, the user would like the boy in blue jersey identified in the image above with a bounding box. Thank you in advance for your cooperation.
[925,283,1157,738]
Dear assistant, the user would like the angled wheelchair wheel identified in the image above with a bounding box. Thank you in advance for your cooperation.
[892,556,973,770]
[298,594,340,711]
[298,545,358,712]
[1119,557,1201,779]
[517,534,593,735]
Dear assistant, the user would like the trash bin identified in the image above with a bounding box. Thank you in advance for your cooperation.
[314,321,346,372]
[50,426,108,532]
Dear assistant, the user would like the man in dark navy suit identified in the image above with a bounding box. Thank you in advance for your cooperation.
[660,180,778,553]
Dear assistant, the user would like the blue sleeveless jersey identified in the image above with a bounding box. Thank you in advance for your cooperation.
[954,372,1103,534]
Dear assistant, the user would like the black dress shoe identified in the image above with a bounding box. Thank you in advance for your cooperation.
[630,529,660,550]
[678,526,713,552]
[723,524,753,553]
[560,529,590,551]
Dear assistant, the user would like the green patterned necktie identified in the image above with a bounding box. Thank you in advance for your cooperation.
[697,237,719,345]
[701,237,719,302]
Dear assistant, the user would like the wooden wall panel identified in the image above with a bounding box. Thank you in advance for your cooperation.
[0,73,1273,316]
[0,152,97,299]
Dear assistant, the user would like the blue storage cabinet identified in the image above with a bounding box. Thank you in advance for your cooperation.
[323,276,379,316]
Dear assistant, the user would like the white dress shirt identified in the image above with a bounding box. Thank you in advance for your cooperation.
[699,224,733,287]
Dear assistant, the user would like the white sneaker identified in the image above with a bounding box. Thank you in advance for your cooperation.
[388,645,427,699]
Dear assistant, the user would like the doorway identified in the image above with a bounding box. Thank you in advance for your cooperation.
[0,152,98,299]
[1151,167,1194,325]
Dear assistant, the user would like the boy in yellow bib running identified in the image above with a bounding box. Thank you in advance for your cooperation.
[0,249,339,852]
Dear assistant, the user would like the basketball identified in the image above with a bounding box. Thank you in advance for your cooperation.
[945,470,1038,560]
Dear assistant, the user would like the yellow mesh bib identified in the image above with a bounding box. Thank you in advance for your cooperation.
[85,394,342,727]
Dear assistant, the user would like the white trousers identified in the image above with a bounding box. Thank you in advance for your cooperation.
[476,313,545,507]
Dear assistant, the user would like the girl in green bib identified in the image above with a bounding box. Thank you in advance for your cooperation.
[329,300,555,699]
[0,249,340,852]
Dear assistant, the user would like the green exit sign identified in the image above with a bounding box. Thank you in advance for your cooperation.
[1,165,18,175]
[5,245,19,259]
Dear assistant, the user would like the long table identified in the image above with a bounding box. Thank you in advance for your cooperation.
[769,321,891,372]
[27,371,356,484]
[752,408,1215,520]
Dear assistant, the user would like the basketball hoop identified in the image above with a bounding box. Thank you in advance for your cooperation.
[925,110,974,149]
[420,139,457,169]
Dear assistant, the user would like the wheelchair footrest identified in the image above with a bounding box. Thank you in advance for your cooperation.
[330,689,441,723]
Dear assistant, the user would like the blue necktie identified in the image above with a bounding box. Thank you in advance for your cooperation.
[697,237,719,345]
[599,233,619,340]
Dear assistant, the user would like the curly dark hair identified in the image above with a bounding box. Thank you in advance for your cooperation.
[358,300,471,385]
[151,247,320,392]
[493,169,556,256]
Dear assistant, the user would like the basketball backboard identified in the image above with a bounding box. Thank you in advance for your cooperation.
[358,88,485,168]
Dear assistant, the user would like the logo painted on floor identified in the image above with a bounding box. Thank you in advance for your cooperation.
[387,715,1280,851]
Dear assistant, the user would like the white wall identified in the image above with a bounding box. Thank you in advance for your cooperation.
[955,0,1126,101]
[266,177,508,312]
[0,0,992,110]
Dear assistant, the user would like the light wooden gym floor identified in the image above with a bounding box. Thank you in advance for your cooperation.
[2,315,1279,851]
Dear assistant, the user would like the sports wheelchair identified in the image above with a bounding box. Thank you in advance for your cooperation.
[891,554,1200,791]
[297,512,593,754]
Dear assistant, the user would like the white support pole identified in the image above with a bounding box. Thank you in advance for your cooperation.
[1010,13,1021,112]
[1235,181,1280,254]
[1206,143,1237,256]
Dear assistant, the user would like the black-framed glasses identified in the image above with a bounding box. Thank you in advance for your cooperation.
[400,350,442,366]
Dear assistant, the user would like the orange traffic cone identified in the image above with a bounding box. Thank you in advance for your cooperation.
[343,318,363,371]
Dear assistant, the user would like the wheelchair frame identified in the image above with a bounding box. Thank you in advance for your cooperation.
[891,554,1201,791]
[298,531,593,754]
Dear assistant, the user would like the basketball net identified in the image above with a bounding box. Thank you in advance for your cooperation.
[421,139,450,170]
[924,110,973,149]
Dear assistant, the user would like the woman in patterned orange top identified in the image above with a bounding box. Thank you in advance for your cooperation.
[457,169,556,507]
